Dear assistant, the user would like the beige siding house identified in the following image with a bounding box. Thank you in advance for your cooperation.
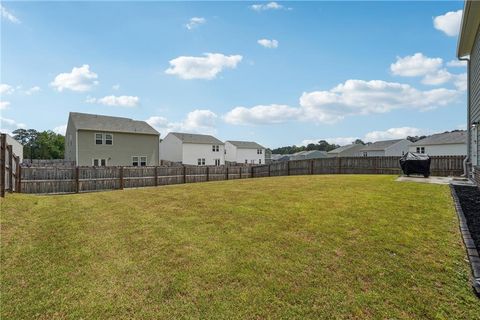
[458,0,480,181]
[65,112,160,166]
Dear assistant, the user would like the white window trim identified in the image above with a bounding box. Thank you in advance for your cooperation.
[105,133,113,146]
[95,132,103,145]
[140,156,147,166]
[92,158,108,166]
[132,156,139,166]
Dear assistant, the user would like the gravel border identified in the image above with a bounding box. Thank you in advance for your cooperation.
[450,185,480,297]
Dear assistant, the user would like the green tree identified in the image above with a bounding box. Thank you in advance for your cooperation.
[13,129,64,159]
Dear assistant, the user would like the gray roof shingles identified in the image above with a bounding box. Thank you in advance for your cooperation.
[360,139,404,151]
[226,140,265,149]
[170,132,224,145]
[69,112,159,135]
[412,131,466,146]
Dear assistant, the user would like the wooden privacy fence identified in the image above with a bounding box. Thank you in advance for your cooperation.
[0,134,21,197]
[16,155,465,195]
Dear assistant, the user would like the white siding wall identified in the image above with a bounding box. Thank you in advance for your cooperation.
[224,142,237,162]
[182,143,225,166]
[385,140,412,156]
[236,148,265,164]
[159,134,183,163]
[5,134,23,161]
[408,144,467,156]
[470,25,480,166]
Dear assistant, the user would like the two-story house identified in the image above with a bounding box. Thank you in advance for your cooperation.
[64,112,160,166]
[160,132,225,166]
[224,140,265,165]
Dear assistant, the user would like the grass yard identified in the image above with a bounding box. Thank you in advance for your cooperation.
[1,175,479,319]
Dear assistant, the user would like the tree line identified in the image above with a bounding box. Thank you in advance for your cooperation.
[12,129,64,160]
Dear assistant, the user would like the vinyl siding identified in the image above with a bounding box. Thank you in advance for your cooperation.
[64,116,77,163]
[471,25,480,166]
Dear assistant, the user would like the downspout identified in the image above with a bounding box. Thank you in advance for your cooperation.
[459,56,470,178]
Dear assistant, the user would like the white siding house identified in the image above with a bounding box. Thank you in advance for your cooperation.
[408,131,467,156]
[160,132,225,166]
[356,139,412,157]
[457,1,480,181]
[225,141,265,165]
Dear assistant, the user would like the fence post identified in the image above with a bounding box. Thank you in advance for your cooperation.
[206,166,209,182]
[75,166,80,193]
[287,161,290,176]
[268,164,271,177]
[119,167,124,190]
[7,145,13,192]
[183,165,186,183]
[336,157,341,174]
[226,166,229,180]
[154,166,158,186]
[251,165,254,178]
[310,160,314,175]
[0,134,5,197]
[240,166,242,179]
[16,159,21,193]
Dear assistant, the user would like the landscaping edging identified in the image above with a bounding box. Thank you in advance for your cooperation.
[450,184,480,297]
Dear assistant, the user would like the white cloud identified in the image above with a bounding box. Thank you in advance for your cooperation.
[50,64,99,92]
[257,39,279,48]
[224,104,301,125]
[0,4,20,24]
[302,137,359,146]
[298,80,459,123]
[433,10,462,37]
[86,95,140,107]
[364,127,426,142]
[53,124,67,135]
[0,84,14,95]
[0,101,10,110]
[224,79,460,126]
[390,53,442,77]
[165,53,242,80]
[453,72,467,91]
[251,2,284,11]
[112,84,120,90]
[147,109,218,136]
[185,17,206,30]
[25,86,40,95]
[0,117,26,131]
[447,60,467,67]
[421,69,452,85]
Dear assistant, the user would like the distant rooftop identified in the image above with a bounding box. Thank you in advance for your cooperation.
[69,112,159,135]
[360,139,405,151]
[328,144,364,154]
[170,132,224,145]
[412,131,466,146]
[226,140,265,149]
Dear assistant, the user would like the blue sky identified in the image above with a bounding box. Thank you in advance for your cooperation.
[0,1,467,148]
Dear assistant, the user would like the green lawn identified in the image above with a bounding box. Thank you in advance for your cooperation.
[1,175,479,319]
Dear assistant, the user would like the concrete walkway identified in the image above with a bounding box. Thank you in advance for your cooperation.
[396,175,476,186]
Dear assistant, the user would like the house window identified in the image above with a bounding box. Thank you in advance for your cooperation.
[416,147,425,154]
[95,133,103,145]
[214,159,220,166]
[212,145,219,152]
[105,133,113,145]
[363,152,368,157]
[259,159,261,164]
[132,156,139,166]
[257,149,263,154]
[245,159,248,164]
[93,159,107,166]
[140,156,147,166]
[198,158,206,166]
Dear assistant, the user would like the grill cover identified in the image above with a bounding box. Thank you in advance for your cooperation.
[399,152,431,177]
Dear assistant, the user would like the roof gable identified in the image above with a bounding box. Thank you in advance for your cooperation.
[170,132,224,145]
[226,140,265,149]
[412,131,466,146]
[360,139,404,151]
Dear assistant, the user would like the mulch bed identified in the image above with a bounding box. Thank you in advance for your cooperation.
[452,185,480,253]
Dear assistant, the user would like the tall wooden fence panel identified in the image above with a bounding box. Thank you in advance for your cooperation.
[1,134,21,197]
[15,155,466,195]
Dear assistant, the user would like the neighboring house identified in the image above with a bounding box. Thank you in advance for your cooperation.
[356,139,412,157]
[3,133,23,161]
[327,144,365,157]
[290,150,327,160]
[64,112,160,166]
[225,140,266,165]
[160,132,225,166]
[408,131,467,156]
[458,0,480,181]
[265,149,272,164]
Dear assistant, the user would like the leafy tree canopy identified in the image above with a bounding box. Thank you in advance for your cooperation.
[12,129,64,160]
